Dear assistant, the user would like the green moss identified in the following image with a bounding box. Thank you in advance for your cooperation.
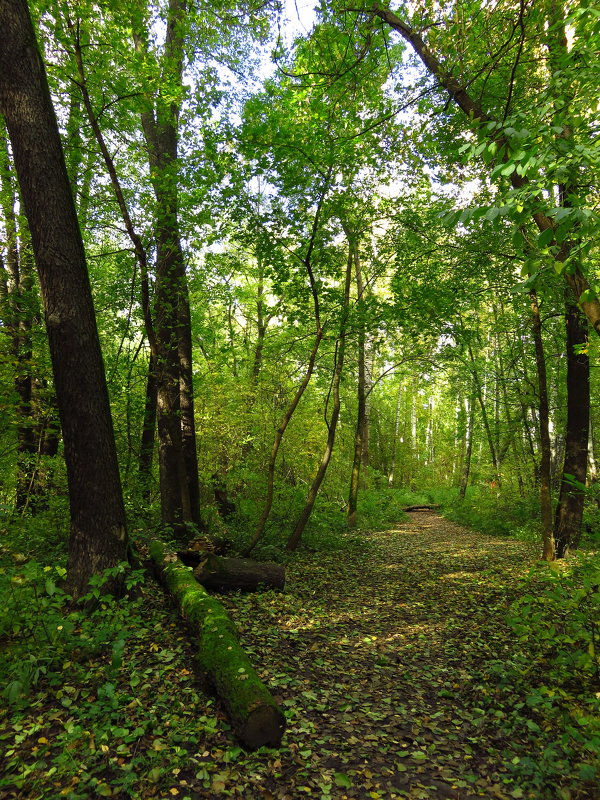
[149,540,285,747]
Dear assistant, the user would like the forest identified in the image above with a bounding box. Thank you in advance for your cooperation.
[0,0,599,797]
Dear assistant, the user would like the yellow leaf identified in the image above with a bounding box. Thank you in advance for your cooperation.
[169,790,179,796]
[38,737,49,744]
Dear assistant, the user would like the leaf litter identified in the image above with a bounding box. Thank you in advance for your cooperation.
[1,512,597,799]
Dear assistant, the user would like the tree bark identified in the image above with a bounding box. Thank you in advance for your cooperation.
[554,300,589,557]
[133,0,201,532]
[149,540,285,749]
[0,0,127,597]
[193,555,285,593]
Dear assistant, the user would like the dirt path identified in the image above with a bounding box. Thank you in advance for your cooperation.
[2,513,572,800]
[210,513,542,799]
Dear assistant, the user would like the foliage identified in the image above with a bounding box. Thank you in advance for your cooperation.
[443,487,541,540]
[482,553,600,794]
[3,510,600,799]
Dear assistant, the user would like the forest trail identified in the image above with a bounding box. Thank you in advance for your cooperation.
[1,514,563,800]
[211,513,543,800]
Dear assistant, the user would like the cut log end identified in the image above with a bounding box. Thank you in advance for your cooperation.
[241,704,286,749]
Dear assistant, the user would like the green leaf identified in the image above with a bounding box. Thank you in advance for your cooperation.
[334,773,352,788]
[512,228,524,251]
[537,228,555,248]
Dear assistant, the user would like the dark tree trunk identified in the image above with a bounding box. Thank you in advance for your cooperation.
[193,555,285,593]
[0,0,127,596]
[554,300,589,558]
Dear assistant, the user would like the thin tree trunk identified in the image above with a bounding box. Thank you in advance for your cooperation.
[243,168,332,556]
[530,289,554,559]
[467,343,501,487]
[242,328,324,556]
[459,392,475,501]
[286,248,353,551]
[388,383,402,487]
[347,233,366,528]
[0,0,127,596]
[139,352,158,497]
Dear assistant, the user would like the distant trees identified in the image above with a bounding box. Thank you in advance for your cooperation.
[0,0,597,565]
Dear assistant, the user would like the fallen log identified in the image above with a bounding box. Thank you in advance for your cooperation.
[193,555,285,593]
[402,504,441,512]
[149,540,286,749]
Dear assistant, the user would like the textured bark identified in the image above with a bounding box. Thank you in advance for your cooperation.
[0,0,127,596]
[150,540,286,749]
[133,0,200,531]
[554,301,589,558]
[193,555,285,593]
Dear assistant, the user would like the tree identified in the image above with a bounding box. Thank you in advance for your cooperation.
[0,0,128,597]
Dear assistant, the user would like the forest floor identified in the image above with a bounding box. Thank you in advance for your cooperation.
[1,512,598,800]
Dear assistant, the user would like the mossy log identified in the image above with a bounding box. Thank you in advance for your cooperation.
[193,555,285,593]
[149,540,286,749]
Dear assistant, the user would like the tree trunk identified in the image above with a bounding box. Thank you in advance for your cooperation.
[243,169,332,557]
[193,555,285,593]
[459,391,475,501]
[554,300,589,558]
[149,540,285,749]
[530,289,554,559]
[467,342,501,487]
[286,246,353,551]
[139,352,158,497]
[133,0,200,532]
[347,233,366,528]
[388,382,402,487]
[0,0,127,597]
